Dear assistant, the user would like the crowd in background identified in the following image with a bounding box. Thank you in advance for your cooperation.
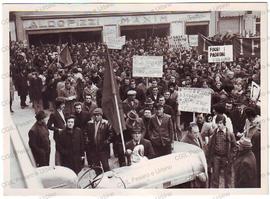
[10,36,261,188]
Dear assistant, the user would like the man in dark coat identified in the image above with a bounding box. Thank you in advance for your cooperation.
[141,108,152,140]
[126,127,155,165]
[73,102,91,132]
[234,137,257,188]
[82,94,98,117]
[29,72,43,113]
[17,70,28,108]
[181,122,203,149]
[251,129,261,187]
[124,110,146,142]
[230,102,247,140]
[28,111,50,167]
[47,97,66,165]
[85,108,113,172]
[57,115,85,174]
[148,104,174,157]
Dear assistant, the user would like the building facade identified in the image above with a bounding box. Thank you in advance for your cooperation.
[9,11,260,45]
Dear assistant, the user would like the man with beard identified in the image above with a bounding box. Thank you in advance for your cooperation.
[57,115,85,174]
[28,111,50,167]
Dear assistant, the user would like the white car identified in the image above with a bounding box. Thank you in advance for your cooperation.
[10,126,207,189]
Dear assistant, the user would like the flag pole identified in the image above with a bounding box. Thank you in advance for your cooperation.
[106,46,127,165]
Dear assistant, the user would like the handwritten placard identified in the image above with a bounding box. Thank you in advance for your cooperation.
[107,36,126,50]
[132,56,163,77]
[188,35,198,47]
[168,35,189,49]
[178,87,212,113]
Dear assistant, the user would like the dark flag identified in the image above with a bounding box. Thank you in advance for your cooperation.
[102,48,126,135]
[59,44,73,67]
[198,33,260,60]
[232,37,260,58]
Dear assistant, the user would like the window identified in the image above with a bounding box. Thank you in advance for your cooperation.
[255,17,260,36]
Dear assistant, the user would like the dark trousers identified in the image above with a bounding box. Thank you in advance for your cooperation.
[87,152,110,174]
[153,144,171,158]
[20,95,27,107]
[211,155,232,188]
[35,151,50,167]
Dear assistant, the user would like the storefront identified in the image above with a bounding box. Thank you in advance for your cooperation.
[11,11,216,45]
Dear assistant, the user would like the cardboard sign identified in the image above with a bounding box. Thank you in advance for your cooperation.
[178,87,212,114]
[107,36,126,50]
[168,35,189,49]
[132,56,163,77]
[103,25,118,43]
[188,35,198,47]
[208,45,233,62]
[250,81,260,102]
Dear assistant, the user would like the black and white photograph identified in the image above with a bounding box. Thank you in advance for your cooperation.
[1,1,268,196]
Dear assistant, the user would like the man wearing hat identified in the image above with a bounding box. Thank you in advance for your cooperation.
[28,111,50,167]
[126,127,155,165]
[122,90,140,115]
[57,114,85,174]
[234,137,257,188]
[148,104,174,157]
[138,98,156,117]
[124,110,146,142]
[85,108,113,172]
[47,97,66,165]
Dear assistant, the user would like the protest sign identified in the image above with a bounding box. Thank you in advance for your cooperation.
[103,25,118,43]
[178,87,211,113]
[107,36,126,50]
[168,35,189,49]
[250,81,260,102]
[188,35,198,47]
[208,45,233,62]
[132,56,163,77]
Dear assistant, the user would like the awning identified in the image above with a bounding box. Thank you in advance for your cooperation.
[220,11,261,18]
[220,11,245,17]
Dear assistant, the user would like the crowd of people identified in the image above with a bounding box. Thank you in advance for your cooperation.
[10,35,261,188]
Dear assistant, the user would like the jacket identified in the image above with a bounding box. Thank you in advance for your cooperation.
[126,138,156,159]
[28,122,50,167]
[57,127,85,174]
[148,113,173,146]
[208,127,237,165]
[233,150,257,188]
[47,110,66,147]
[85,119,113,157]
